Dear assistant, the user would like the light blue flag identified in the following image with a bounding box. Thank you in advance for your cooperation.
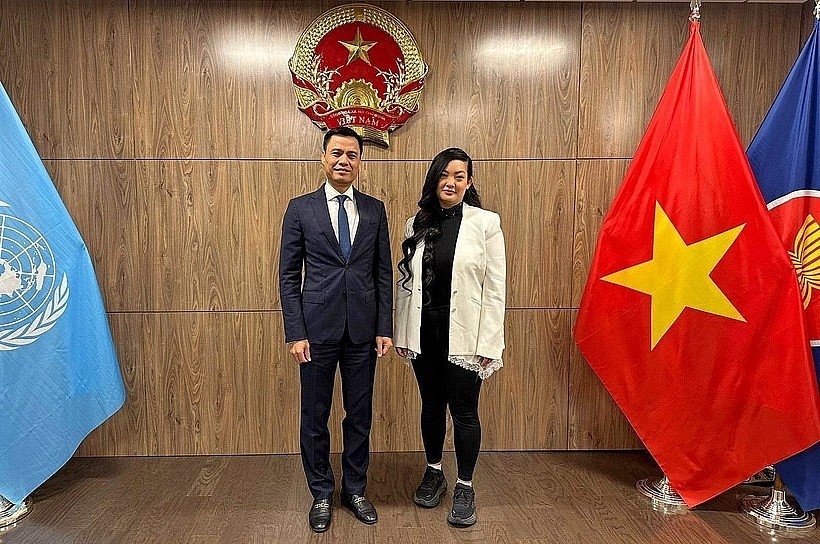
[0,82,125,504]
[747,21,820,511]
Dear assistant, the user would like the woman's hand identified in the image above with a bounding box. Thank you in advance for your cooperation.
[478,356,493,368]
[396,347,409,358]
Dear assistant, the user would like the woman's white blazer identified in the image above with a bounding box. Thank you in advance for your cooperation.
[394,204,506,375]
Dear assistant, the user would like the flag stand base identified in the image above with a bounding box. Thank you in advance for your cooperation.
[636,476,687,513]
[739,488,815,533]
[0,496,30,529]
[742,465,775,486]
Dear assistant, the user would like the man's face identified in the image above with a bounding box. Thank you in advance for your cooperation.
[321,135,361,191]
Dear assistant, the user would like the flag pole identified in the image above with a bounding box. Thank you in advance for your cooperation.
[634,1,705,515]
[739,473,816,533]
[636,475,688,512]
[689,0,701,22]
[0,495,30,529]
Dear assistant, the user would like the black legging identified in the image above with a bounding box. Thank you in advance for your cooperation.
[412,307,482,481]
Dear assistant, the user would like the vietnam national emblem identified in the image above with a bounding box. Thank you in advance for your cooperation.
[289,3,428,147]
[0,201,69,350]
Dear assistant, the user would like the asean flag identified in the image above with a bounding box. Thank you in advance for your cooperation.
[748,20,820,512]
[574,21,820,507]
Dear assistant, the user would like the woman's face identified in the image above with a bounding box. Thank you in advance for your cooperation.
[436,160,472,209]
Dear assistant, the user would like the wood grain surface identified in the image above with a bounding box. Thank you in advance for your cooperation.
[0,1,807,456]
[6,452,818,544]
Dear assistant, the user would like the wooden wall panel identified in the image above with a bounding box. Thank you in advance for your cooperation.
[475,161,575,308]
[357,159,429,270]
[103,308,565,456]
[0,0,133,158]
[480,310,570,450]
[145,312,297,455]
[130,0,327,159]
[51,159,325,312]
[578,4,682,158]
[800,3,815,48]
[369,2,581,160]
[371,350,424,453]
[572,159,629,306]
[363,159,575,309]
[62,157,576,313]
[47,160,143,311]
[579,3,801,158]
[130,1,580,160]
[76,313,148,456]
[568,312,642,449]
[701,3,802,145]
[0,1,806,458]
[569,160,643,448]
[138,160,322,311]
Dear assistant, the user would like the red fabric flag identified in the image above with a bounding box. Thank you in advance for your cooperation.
[574,21,820,507]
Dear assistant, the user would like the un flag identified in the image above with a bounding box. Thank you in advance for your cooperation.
[0,82,125,504]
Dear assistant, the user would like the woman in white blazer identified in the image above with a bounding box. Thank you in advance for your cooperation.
[394,147,506,528]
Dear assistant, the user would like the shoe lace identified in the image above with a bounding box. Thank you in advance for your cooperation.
[419,468,442,494]
[453,485,474,510]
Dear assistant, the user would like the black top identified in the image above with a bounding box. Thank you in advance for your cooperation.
[422,203,463,310]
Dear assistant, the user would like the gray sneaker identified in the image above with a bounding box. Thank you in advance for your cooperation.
[447,482,477,527]
[414,466,447,507]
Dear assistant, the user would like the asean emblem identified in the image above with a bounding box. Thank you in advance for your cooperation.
[0,201,69,350]
[789,213,820,309]
[768,190,820,345]
[289,3,428,147]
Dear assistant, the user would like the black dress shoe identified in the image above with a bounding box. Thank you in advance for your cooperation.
[341,493,378,524]
[308,498,332,533]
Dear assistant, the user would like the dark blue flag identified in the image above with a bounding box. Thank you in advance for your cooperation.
[0,82,125,504]
[748,21,820,512]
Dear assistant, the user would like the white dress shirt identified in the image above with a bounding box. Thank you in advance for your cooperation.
[324,183,358,245]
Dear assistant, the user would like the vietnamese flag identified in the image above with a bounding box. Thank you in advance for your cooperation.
[573,21,820,507]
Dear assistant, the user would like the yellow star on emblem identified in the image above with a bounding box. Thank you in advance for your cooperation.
[339,28,377,66]
[602,202,747,350]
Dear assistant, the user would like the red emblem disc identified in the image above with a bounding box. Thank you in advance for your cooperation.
[289,3,428,147]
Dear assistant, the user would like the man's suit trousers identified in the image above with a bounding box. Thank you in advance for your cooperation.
[299,331,377,499]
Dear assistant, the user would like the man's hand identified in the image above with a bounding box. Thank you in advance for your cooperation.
[290,339,311,364]
[375,336,393,358]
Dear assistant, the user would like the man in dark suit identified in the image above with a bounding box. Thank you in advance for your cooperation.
[279,126,393,533]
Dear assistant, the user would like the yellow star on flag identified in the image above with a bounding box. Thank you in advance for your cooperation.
[602,202,746,349]
[339,28,377,66]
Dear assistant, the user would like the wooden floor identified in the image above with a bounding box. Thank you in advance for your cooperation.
[2,452,820,543]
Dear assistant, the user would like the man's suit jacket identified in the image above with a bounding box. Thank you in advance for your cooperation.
[279,184,393,345]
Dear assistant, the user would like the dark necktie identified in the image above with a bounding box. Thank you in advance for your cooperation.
[335,194,351,260]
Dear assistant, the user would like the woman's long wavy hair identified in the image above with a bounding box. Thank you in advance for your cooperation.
[397,147,482,292]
